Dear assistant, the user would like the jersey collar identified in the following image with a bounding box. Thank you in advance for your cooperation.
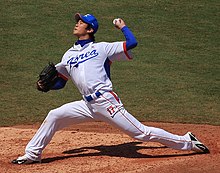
[75,39,93,47]
[72,41,94,51]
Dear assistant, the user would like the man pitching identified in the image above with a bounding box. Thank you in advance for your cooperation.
[12,13,209,164]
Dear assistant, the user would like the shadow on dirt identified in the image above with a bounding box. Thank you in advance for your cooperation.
[41,142,198,163]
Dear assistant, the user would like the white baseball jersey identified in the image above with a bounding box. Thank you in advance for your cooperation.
[56,41,132,96]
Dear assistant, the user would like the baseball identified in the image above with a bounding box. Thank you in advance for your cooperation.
[113,18,120,25]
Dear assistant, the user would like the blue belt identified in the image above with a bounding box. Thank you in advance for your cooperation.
[84,91,102,102]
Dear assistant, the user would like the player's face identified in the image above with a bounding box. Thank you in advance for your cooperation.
[73,20,91,39]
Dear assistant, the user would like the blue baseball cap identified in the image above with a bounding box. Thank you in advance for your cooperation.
[75,13,99,34]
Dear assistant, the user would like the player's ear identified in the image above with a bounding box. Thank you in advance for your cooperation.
[86,28,94,34]
[86,24,94,34]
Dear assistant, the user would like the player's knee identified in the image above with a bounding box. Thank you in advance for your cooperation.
[126,127,152,141]
[124,129,150,141]
[46,109,60,122]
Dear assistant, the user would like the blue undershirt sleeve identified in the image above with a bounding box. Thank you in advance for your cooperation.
[121,26,138,50]
[51,77,67,90]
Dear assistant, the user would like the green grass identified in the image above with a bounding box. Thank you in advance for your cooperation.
[0,0,219,126]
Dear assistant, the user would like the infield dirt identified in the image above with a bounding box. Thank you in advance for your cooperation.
[1,122,219,173]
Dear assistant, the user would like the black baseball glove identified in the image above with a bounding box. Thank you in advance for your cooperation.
[37,62,58,92]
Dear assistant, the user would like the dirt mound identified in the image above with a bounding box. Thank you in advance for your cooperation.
[1,122,219,173]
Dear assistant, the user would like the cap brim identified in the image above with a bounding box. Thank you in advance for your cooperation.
[75,13,82,22]
[75,13,90,25]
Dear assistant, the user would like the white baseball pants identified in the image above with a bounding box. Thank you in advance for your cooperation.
[25,91,192,161]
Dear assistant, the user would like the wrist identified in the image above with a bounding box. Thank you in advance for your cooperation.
[120,25,127,30]
[121,26,129,32]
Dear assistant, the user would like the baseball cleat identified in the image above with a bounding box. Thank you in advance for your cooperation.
[187,132,210,154]
[11,155,41,164]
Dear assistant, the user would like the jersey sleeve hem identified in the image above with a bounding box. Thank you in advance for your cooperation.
[58,72,69,81]
[123,42,132,60]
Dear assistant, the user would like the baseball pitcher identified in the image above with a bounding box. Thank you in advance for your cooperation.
[12,13,209,164]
